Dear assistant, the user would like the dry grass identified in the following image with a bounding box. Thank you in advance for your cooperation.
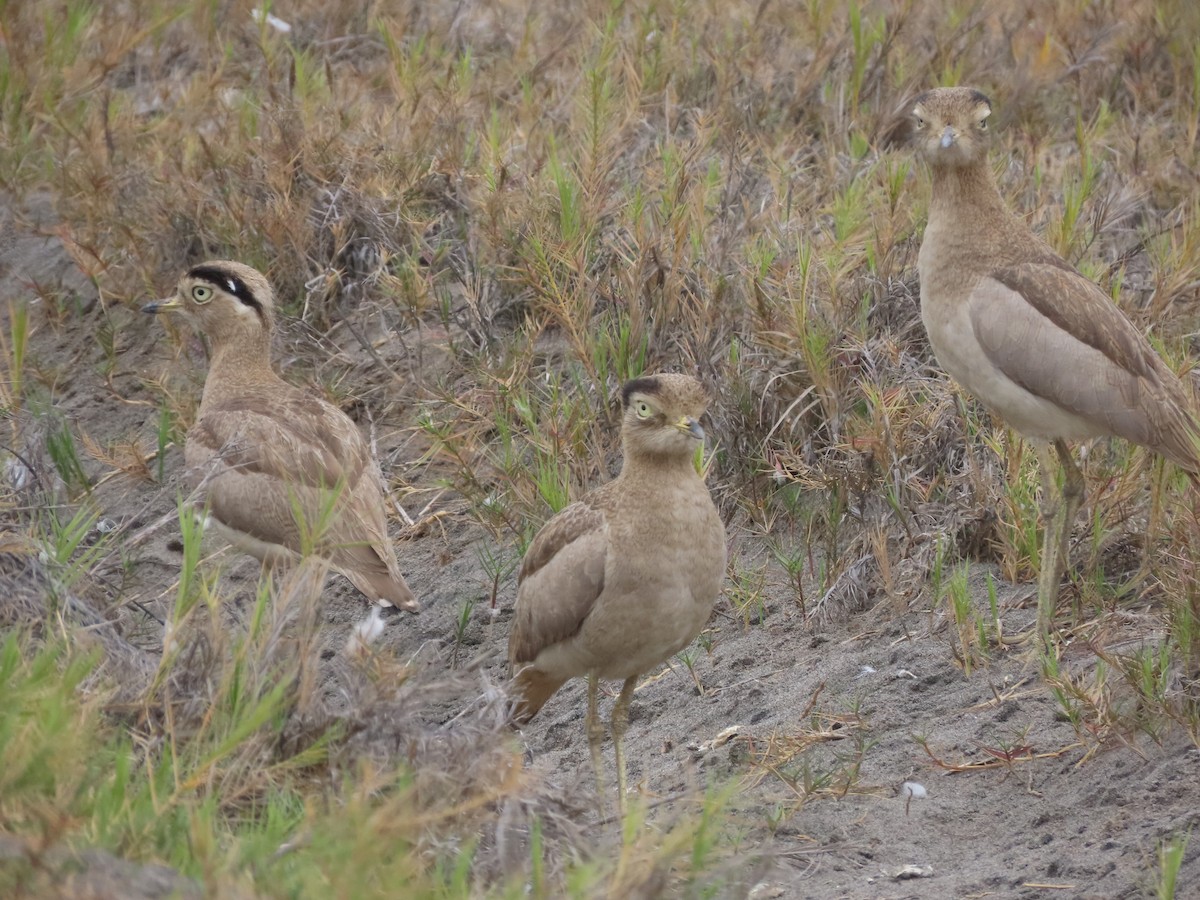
[3,0,1200,894]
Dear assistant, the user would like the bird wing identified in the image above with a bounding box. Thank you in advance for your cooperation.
[333,465,419,610]
[508,498,609,668]
[190,393,368,491]
[968,262,1200,467]
[186,392,371,551]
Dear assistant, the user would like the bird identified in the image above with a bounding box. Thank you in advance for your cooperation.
[507,373,726,813]
[910,87,1200,638]
[142,260,419,613]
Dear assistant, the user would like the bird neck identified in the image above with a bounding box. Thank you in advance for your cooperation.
[927,161,1012,225]
[924,159,1039,268]
[619,450,699,486]
[203,335,283,401]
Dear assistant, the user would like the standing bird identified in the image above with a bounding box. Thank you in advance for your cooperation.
[143,260,419,613]
[910,87,1200,637]
[508,374,726,813]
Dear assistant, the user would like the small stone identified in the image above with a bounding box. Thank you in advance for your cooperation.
[892,864,934,880]
[748,882,786,899]
[689,725,744,757]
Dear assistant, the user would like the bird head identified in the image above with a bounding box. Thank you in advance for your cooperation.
[143,260,276,347]
[619,373,711,461]
[911,87,993,168]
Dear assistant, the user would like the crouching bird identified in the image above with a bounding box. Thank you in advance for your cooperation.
[507,373,726,814]
[909,87,1200,639]
[143,260,419,614]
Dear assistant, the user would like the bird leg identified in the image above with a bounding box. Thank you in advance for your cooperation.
[1035,440,1085,639]
[586,673,607,815]
[1034,442,1063,638]
[610,676,637,818]
[1055,437,1086,594]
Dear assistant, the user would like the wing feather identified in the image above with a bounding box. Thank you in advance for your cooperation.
[189,392,368,491]
[186,390,375,553]
[508,499,609,669]
[986,264,1158,379]
[969,264,1200,469]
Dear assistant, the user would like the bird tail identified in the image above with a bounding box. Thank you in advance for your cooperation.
[345,567,420,613]
[1152,377,1200,476]
[509,666,566,725]
[344,606,387,658]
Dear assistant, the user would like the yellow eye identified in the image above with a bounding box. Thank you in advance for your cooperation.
[635,401,652,418]
[191,285,213,304]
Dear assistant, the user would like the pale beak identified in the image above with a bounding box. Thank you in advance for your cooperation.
[141,295,182,314]
[940,125,955,149]
[677,416,705,440]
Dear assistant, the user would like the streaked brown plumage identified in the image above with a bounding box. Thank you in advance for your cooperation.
[508,374,726,812]
[143,260,418,613]
[911,87,1200,634]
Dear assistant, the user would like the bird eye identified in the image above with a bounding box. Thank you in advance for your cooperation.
[191,285,213,304]
[978,119,988,130]
[635,401,652,418]
[914,115,926,129]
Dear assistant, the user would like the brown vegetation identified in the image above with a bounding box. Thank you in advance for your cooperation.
[2,0,1199,895]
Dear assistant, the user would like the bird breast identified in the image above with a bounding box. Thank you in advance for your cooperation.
[586,480,725,679]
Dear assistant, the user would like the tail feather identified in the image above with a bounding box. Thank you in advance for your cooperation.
[509,666,566,725]
[345,568,420,613]
[344,606,386,658]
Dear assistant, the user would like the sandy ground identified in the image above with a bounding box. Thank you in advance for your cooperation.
[3,197,1198,899]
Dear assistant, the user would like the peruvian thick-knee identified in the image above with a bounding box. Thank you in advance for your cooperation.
[910,87,1200,634]
[507,374,727,811]
[143,260,419,613]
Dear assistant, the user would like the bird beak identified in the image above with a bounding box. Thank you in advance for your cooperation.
[939,125,955,149]
[676,416,705,441]
[141,295,182,314]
